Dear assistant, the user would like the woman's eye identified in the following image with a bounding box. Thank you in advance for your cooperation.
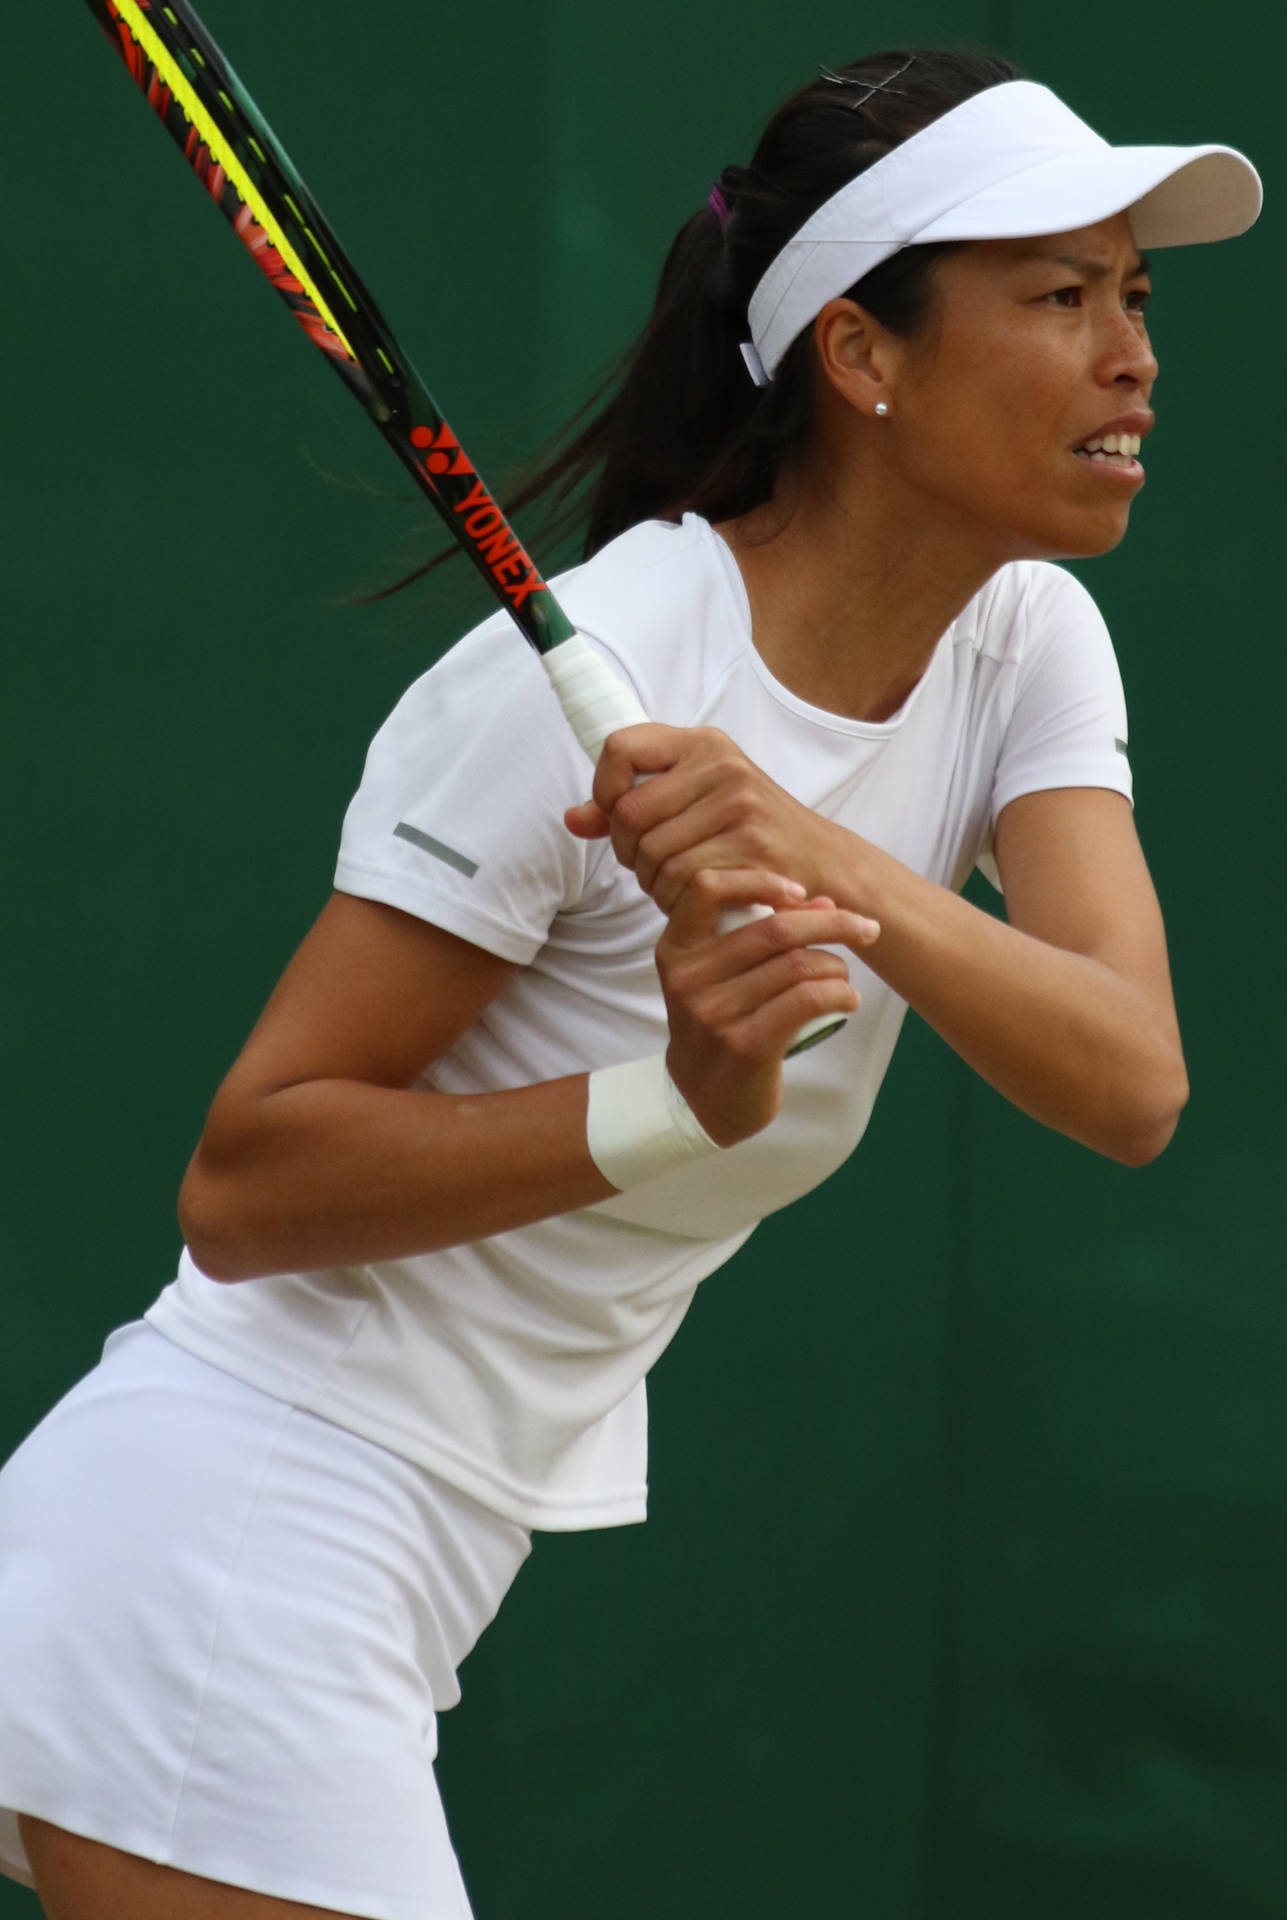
[1042,285,1152,313]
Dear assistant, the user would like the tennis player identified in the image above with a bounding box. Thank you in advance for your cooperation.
[0,48,1261,1920]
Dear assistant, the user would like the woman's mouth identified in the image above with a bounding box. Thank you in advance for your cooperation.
[1072,431,1144,473]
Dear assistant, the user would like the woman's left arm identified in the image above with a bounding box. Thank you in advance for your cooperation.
[830,785,1188,1165]
[569,733,1188,1165]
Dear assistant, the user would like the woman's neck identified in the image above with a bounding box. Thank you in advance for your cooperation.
[716,461,1009,723]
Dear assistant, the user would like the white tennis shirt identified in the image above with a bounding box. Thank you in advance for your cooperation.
[146,515,1133,1530]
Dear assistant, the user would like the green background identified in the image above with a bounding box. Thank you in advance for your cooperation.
[4,1,1282,1915]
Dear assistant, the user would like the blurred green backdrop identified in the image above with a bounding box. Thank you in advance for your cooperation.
[3,2,1282,1916]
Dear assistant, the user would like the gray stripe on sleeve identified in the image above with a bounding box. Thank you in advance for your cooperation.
[393,821,478,879]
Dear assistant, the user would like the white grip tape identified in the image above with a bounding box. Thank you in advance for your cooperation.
[542,632,649,765]
[586,1054,721,1192]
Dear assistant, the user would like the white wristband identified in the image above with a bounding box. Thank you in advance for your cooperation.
[586,1055,722,1192]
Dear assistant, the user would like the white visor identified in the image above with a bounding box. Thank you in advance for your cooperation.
[745,79,1262,383]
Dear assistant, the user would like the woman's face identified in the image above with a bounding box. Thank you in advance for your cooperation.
[885,213,1157,561]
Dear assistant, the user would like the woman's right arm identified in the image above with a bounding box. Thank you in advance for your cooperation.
[178,877,868,1282]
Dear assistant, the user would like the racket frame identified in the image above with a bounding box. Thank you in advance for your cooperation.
[82,0,846,1053]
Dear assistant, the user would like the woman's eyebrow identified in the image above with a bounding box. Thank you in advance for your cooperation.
[1046,251,1152,278]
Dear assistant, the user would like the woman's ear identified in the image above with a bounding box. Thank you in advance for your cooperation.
[812,298,897,419]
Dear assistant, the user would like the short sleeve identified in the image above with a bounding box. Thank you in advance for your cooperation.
[333,618,600,964]
[977,565,1133,889]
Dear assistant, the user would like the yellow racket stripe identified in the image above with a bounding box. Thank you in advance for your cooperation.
[113,0,357,358]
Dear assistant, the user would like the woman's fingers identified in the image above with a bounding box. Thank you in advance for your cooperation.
[564,797,612,839]
[565,729,850,933]
[656,878,872,1144]
[715,967,862,1068]
[565,725,748,866]
[660,868,807,950]
[661,872,879,963]
[675,939,858,1026]
[591,724,707,812]
[608,766,730,875]
[616,790,736,898]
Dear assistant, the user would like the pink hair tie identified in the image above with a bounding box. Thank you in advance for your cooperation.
[707,184,731,229]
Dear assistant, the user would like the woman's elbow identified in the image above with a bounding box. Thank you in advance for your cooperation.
[1107,1059,1190,1167]
[177,1154,261,1283]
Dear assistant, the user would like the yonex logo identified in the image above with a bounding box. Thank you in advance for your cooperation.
[411,423,549,608]
[410,423,474,478]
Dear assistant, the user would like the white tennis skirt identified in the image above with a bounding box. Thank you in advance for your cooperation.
[0,1318,531,1919]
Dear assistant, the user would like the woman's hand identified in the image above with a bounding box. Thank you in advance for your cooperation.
[656,867,876,1145]
[564,723,850,912]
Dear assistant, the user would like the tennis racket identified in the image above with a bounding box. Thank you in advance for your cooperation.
[82,0,844,1052]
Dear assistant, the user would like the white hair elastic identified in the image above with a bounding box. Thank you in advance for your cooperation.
[740,78,1261,385]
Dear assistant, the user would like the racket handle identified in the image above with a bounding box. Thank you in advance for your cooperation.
[542,631,651,755]
[543,635,846,1057]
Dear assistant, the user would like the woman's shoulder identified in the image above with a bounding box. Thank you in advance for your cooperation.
[368,518,728,744]
[553,514,726,622]
[547,515,744,715]
[958,559,1111,666]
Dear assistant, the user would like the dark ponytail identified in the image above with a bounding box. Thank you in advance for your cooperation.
[567,46,1026,552]
[373,47,1023,599]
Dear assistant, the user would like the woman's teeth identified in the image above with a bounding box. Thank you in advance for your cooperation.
[1075,433,1143,462]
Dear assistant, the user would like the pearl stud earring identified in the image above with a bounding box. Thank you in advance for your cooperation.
[874,401,891,417]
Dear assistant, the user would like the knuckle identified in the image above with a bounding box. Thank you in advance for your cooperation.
[613,788,645,832]
[794,978,833,1014]
[813,951,847,978]
[665,958,699,1000]
[594,738,626,780]
[609,816,637,857]
[720,1023,760,1063]
[635,832,662,875]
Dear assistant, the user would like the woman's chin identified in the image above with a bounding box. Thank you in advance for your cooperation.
[1012,502,1138,562]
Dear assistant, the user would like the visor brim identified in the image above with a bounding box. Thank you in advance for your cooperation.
[918,143,1262,249]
